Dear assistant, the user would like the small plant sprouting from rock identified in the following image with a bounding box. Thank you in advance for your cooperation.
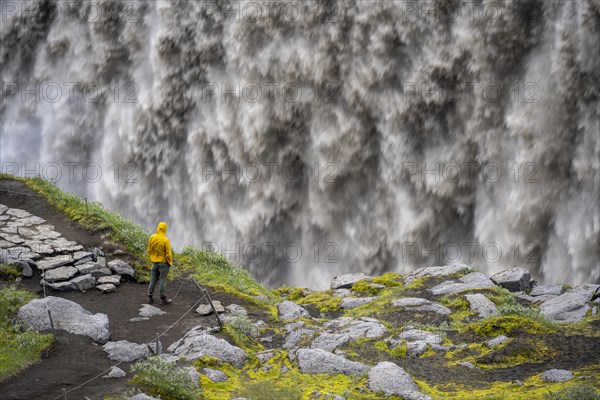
[224,315,258,347]
[0,264,22,281]
[545,384,600,400]
[130,356,200,400]
[496,303,560,330]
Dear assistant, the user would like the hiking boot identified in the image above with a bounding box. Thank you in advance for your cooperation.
[160,297,172,305]
[147,295,154,304]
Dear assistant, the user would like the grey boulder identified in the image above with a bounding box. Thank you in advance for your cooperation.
[391,297,451,316]
[97,275,121,286]
[573,284,600,300]
[311,332,352,352]
[226,304,248,316]
[430,272,495,295]
[330,273,373,289]
[386,328,444,357]
[340,297,377,310]
[332,289,353,298]
[490,268,531,292]
[75,261,102,275]
[201,368,228,382]
[35,254,73,271]
[96,283,117,293]
[392,298,430,307]
[398,329,444,345]
[16,296,109,343]
[465,294,498,318]
[103,366,127,379]
[284,322,315,350]
[108,259,135,277]
[368,361,432,400]
[539,292,589,323]
[278,300,310,321]
[196,301,225,315]
[72,251,93,263]
[129,395,160,400]
[404,264,472,285]
[43,280,76,291]
[43,266,78,282]
[541,369,573,383]
[318,317,387,348]
[91,267,113,279]
[486,335,509,348]
[530,284,564,297]
[103,340,150,362]
[69,274,96,291]
[139,304,167,318]
[295,348,369,375]
[167,326,248,367]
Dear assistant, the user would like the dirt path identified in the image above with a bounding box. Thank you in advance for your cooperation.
[0,179,240,399]
[0,179,121,255]
[1,279,219,400]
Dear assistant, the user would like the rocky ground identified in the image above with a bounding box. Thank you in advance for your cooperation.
[1,179,599,400]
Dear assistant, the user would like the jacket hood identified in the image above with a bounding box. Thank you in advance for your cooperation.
[156,222,168,234]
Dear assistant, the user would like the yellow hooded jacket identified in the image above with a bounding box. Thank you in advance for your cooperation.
[148,222,173,266]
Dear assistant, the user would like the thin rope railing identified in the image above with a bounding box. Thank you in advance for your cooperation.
[2,184,223,399]
[48,293,209,400]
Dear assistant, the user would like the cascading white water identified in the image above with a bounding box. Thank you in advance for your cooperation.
[1,0,598,288]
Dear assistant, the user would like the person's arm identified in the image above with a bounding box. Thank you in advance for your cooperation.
[147,235,152,257]
[165,238,173,266]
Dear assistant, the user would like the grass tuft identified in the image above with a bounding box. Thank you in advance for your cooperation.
[0,263,22,281]
[130,356,201,400]
[0,286,54,381]
[545,384,600,400]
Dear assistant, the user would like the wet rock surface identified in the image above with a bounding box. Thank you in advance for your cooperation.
[1,204,129,294]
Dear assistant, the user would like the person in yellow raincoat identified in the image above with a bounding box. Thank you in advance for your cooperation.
[147,222,173,305]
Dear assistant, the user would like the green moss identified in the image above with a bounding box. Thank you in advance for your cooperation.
[417,372,596,399]
[391,342,407,357]
[476,339,550,369]
[465,315,556,337]
[296,291,342,313]
[374,341,389,352]
[193,355,223,370]
[444,342,485,364]
[0,263,22,281]
[563,315,600,337]
[372,272,403,287]
[485,287,518,307]
[438,294,473,324]
[419,346,436,358]
[495,303,560,330]
[222,315,263,354]
[273,286,306,301]
[352,280,383,296]
[407,277,427,289]
[344,284,408,319]
[196,351,386,400]
[439,294,469,310]
[545,384,600,400]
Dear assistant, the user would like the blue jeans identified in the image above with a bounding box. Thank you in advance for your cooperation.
[148,263,169,297]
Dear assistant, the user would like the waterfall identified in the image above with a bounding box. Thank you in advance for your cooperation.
[1,0,598,288]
